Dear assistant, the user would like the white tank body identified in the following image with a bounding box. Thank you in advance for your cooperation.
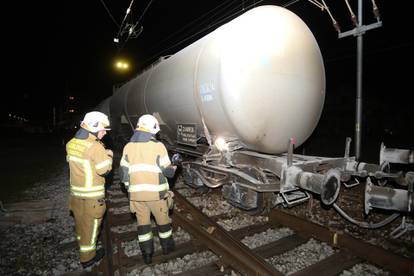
[116,5,325,154]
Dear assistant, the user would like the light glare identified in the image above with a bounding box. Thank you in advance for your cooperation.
[214,137,229,152]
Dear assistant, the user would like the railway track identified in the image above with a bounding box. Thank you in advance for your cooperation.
[93,173,414,276]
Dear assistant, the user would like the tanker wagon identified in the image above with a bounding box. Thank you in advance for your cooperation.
[97,5,413,227]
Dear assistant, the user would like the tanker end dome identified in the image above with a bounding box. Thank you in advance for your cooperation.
[216,5,325,154]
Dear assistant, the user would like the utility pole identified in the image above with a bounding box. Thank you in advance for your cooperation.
[338,0,382,161]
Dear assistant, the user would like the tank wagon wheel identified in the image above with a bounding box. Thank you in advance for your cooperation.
[195,185,211,195]
[182,167,211,194]
[227,195,266,216]
[245,192,267,216]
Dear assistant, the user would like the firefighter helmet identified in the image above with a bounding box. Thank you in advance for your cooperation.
[137,114,160,134]
[81,111,111,132]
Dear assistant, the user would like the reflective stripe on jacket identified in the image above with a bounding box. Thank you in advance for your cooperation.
[66,133,112,199]
[120,140,171,201]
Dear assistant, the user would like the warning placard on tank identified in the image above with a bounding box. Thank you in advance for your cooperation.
[177,124,197,146]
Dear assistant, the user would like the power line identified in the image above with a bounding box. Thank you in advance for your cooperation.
[152,0,237,50]
[98,0,120,28]
[141,0,307,67]
[116,0,155,53]
[142,0,269,67]
[134,0,155,28]
[115,0,135,42]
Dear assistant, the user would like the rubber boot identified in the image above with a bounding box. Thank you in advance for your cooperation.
[81,248,105,268]
[142,253,152,264]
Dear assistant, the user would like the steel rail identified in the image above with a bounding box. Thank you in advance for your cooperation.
[269,209,414,275]
[173,191,283,276]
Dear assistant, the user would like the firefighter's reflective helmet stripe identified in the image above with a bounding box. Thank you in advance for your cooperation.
[158,229,172,239]
[67,155,93,187]
[129,163,161,173]
[95,159,112,170]
[138,232,153,242]
[159,154,171,167]
[128,183,169,192]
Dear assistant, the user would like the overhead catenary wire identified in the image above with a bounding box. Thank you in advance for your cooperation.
[307,0,340,31]
[283,0,302,8]
[98,0,120,28]
[307,0,325,10]
[150,0,238,53]
[116,0,299,68]
[320,0,341,33]
[116,0,155,53]
[133,0,154,29]
[115,0,135,42]
[142,0,308,69]
[125,0,154,41]
[142,0,269,69]
[160,0,239,50]
[344,0,358,26]
[371,0,380,21]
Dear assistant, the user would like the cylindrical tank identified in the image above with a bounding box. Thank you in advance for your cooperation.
[114,5,325,154]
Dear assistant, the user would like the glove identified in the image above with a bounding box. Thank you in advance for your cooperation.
[120,182,129,193]
[165,191,174,210]
[171,153,183,165]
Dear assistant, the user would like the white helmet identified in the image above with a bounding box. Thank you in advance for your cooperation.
[137,114,160,134]
[81,111,110,132]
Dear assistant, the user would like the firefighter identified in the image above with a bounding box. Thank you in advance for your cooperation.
[66,111,113,268]
[119,114,176,264]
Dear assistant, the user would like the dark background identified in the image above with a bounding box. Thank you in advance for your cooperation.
[2,0,413,161]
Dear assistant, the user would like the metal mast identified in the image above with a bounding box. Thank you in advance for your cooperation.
[338,0,382,160]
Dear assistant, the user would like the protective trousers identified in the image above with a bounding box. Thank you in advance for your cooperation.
[69,197,106,262]
[130,199,174,255]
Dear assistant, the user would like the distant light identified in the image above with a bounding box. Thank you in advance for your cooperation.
[69,109,75,113]
[113,38,119,43]
[9,113,11,117]
[69,96,75,100]
[115,59,130,71]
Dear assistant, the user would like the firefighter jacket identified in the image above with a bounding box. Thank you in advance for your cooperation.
[119,130,174,201]
[66,129,112,199]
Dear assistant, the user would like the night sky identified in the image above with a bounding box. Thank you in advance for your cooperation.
[4,0,413,157]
